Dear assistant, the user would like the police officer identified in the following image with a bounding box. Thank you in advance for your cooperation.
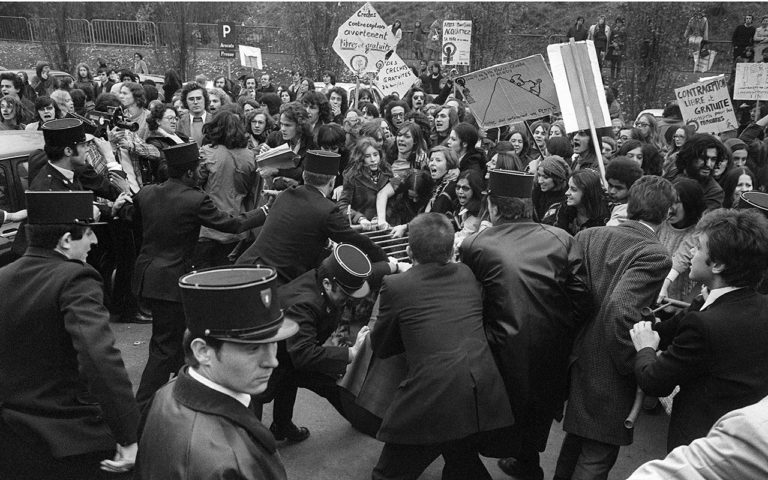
[137,266,298,480]
[0,191,139,480]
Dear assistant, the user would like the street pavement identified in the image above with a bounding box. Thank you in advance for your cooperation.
[114,322,669,480]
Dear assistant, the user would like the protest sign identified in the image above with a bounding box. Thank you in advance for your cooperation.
[376,52,418,98]
[456,55,559,129]
[733,63,768,101]
[442,20,472,66]
[239,45,263,69]
[547,40,611,133]
[332,3,394,74]
[675,75,738,134]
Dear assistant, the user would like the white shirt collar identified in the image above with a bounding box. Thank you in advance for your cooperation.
[700,286,743,311]
[49,161,75,182]
[188,367,251,407]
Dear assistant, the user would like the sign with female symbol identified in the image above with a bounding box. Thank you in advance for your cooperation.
[442,20,472,66]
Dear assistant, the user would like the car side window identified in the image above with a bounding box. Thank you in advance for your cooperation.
[0,164,11,212]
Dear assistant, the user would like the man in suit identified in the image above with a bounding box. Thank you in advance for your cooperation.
[461,170,592,480]
[554,176,676,480]
[630,208,768,451]
[237,150,386,284]
[115,142,268,407]
[0,191,138,480]
[175,82,211,146]
[253,243,393,442]
[137,266,298,480]
[371,213,514,480]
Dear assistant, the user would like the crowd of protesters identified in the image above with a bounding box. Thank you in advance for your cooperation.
[2,11,768,480]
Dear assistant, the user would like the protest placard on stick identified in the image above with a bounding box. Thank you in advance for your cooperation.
[547,40,610,186]
[734,63,768,101]
[456,55,559,129]
[332,3,394,75]
[675,75,738,135]
[442,20,471,66]
[375,52,418,98]
[239,45,263,70]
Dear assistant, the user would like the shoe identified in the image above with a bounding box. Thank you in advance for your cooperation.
[130,312,153,324]
[270,422,310,443]
[497,458,544,480]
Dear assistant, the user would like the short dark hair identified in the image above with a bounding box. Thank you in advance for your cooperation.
[696,208,768,288]
[168,159,199,179]
[26,223,87,249]
[627,175,676,224]
[34,95,61,122]
[147,101,177,131]
[316,123,346,150]
[489,195,533,221]
[408,213,454,264]
[182,330,224,368]
[327,86,349,116]
[181,82,209,110]
[135,52,144,60]
[44,144,75,162]
[606,156,644,188]
[0,72,23,94]
[302,171,336,188]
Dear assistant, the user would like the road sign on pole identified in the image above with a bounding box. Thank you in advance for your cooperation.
[219,22,237,59]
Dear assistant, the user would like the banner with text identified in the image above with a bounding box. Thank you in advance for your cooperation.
[442,20,471,66]
[376,52,418,98]
[456,55,559,129]
[332,3,394,74]
[733,63,768,101]
[675,75,738,135]
[547,40,611,133]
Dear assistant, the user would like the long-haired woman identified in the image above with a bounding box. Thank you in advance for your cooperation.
[634,112,665,152]
[447,122,486,173]
[194,109,259,268]
[532,155,571,223]
[0,96,26,130]
[245,107,273,153]
[73,63,97,102]
[338,136,393,230]
[551,168,609,234]
[431,105,458,146]
[721,166,758,208]
[259,101,315,183]
[451,168,484,248]
[657,178,706,304]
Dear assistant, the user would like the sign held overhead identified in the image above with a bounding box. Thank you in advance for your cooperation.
[332,3,395,74]
[442,20,472,66]
[456,55,559,129]
[675,75,738,135]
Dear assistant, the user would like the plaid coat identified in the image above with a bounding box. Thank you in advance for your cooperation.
[563,221,671,446]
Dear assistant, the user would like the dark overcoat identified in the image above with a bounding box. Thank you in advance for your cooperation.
[137,367,287,480]
[127,178,266,302]
[635,288,768,451]
[0,248,139,458]
[563,221,671,446]
[371,261,514,445]
[236,184,385,283]
[460,220,592,451]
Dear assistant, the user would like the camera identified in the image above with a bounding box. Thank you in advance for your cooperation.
[83,106,139,139]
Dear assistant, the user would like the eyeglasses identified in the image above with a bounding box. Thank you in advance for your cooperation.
[455,185,472,192]
[163,115,179,121]
[635,122,650,127]
[187,97,204,103]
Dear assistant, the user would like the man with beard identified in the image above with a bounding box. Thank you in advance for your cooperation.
[675,134,726,210]
[461,170,592,480]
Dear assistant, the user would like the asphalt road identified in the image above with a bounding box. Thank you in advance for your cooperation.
[114,322,669,480]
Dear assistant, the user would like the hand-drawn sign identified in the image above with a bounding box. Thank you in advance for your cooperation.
[675,75,738,135]
[442,21,471,66]
[734,63,768,101]
[332,3,394,74]
[457,55,559,129]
